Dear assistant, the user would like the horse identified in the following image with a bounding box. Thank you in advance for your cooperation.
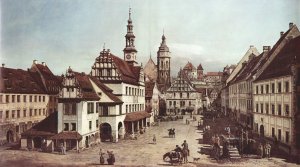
[163,151,182,165]
[168,128,175,138]
[181,148,189,163]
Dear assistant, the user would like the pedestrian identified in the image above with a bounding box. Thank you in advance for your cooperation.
[153,135,156,144]
[258,143,263,159]
[182,140,189,156]
[107,150,115,165]
[99,148,105,164]
[265,142,271,158]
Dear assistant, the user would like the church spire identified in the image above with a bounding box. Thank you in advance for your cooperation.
[124,8,137,65]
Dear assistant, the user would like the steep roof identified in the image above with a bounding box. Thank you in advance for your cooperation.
[0,67,46,94]
[206,72,223,76]
[144,57,157,81]
[232,54,263,83]
[255,36,300,81]
[183,62,196,71]
[89,76,123,104]
[197,64,203,70]
[74,72,100,101]
[22,111,58,137]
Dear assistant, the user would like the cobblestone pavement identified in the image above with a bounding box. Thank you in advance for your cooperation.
[0,115,299,167]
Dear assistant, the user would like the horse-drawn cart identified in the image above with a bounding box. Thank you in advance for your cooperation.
[163,151,182,165]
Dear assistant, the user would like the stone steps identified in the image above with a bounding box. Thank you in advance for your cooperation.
[228,147,241,159]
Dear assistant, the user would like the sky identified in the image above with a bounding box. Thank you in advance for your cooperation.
[1,0,299,76]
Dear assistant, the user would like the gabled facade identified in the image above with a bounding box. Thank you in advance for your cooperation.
[252,24,300,155]
[165,70,203,115]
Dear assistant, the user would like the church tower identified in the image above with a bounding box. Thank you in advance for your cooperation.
[157,33,171,90]
[123,8,137,66]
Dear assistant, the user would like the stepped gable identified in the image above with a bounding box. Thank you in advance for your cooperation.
[73,72,100,101]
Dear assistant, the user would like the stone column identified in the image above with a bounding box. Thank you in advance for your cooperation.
[142,119,144,128]
[131,122,134,137]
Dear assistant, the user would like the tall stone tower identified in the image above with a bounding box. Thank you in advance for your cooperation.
[197,64,204,80]
[157,33,171,90]
[123,8,137,66]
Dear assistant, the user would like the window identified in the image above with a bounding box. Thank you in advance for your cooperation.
[278,129,282,141]
[126,105,128,113]
[0,111,2,119]
[129,105,131,112]
[43,96,45,102]
[34,96,37,102]
[286,131,289,143]
[39,96,41,102]
[39,109,41,116]
[96,103,100,113]
[0,95,2,103]
[261,85,264,94]
[23,110,26,117]
[129,87,131,95]
[100,106,108,116]
[64,123,69,131]
[272,127,275,137]
[72,103,76,115]
[71,123,76,131]
[278,82,282,93]
[23,95,26,102]
[17,95,20,102]
[256,86,258,94]
[285,81,289,92]
[271,104,275,115]
[12,110,15,118]
[169,101,172,106]
[271,83,275,93]
[278,104,282,116]
[6,95,9,103]
[119,105,122,115]
[6,110,9,118]
[173,101,176,106]
[96,120,99,128]
[265,104,269,114]
[87,102,94,114]
[89,121,92,130]
[12,95,15,103]
[34,109,37,116]
[17,110,20,118]
[30,109,32,116]
[266,85,269,94]
[126,86,128,95]
[29,95,32,102]
[285,105,289,116]
[260,104,263,113]
[43,109,46,116]
[187,93,189,98]
[256,104,259,112]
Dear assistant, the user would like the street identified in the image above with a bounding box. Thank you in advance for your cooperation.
[0,115,298,167]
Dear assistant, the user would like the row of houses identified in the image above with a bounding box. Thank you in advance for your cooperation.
[221,22,300,157]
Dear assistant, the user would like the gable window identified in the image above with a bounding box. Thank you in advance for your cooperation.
[278,82,282,93]
[87,102,94,114]
[285,81,289,92]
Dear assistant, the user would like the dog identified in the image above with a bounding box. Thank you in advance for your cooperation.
[193,157,200,162]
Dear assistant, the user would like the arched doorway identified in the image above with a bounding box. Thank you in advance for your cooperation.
[85,136,89,148]
[118,122,123,138]
[100,123,112,142]
[259,125,264,137]
[33,137,42,148]
[6,130,14,143]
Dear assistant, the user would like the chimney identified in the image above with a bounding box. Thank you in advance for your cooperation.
[33,60,38,64]
[2,63,5,67]
[42,62,46,66]
[289,22,294,29]
[263,46,271,53]
[280,31,284,37]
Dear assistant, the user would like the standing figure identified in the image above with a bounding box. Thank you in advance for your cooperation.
[153,135,156,144]
[182,140,189,156]
[258,143,263,159]
[107,150,115,165]
[99,149,105,164]
[265,142,271,158]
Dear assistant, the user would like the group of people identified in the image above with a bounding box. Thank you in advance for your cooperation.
[173,140,190,162]
[59,143,66,155]
[258,142,272,158]
[99,149,115,165]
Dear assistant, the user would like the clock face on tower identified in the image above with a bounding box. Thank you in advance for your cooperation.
[126,54,131,59]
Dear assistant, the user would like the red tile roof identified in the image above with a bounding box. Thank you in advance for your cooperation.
[197,64,203,70]
[183,62,196,71]
[22,111,58,138]
[124,111,151,122]
[255,36,300,81]
[73,72,100,101]
[0,67,46,94]
[206,72,223,76]
[50,131,82,140]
